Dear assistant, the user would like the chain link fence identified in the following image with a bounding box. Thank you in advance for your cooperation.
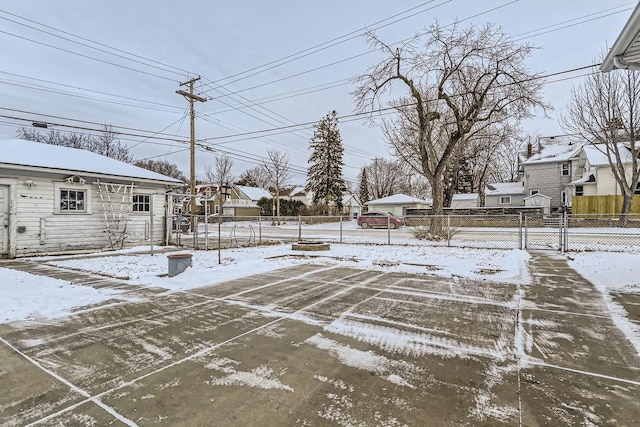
[168,213,640,252]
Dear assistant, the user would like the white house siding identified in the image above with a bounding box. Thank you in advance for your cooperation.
[0,182,10,256]
[4,170,172,257]
[596,168,621,195]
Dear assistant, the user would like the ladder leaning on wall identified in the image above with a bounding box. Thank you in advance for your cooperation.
[96,180,135,250]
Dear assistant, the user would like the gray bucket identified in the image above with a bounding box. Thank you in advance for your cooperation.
[168,253,192,277]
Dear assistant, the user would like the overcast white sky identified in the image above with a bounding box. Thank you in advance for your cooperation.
[0,0,635,185]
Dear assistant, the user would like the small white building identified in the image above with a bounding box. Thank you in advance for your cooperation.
[366,194,432,216]
[524,193,552,215]
[0,139,183,258]
[341,194,363,218]
[450,193,479,209]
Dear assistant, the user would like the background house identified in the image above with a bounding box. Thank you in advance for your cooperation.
[519,135,584,211]
[568,142,640,214]
[0,139,183,258]
[366,194,432,216]
[484,182,527,208]
[229,185,272,217]
[284,186,313,206]
[183,184,270,219]
[341,194,363,218]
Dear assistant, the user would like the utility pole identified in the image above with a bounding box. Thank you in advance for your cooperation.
[177,77,206,232]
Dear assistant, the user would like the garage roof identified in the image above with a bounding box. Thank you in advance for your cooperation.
[601,2,640,71]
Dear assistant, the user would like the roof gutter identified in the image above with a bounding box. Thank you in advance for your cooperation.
[602,2,640,72]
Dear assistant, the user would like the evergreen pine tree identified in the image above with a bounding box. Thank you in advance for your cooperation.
[358,167,370,204]
[307,110,346,214]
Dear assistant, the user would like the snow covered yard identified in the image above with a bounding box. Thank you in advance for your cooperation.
[1,244,639,425]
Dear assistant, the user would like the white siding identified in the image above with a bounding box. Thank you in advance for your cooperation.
[4,169,173,257]
[596,168,620,195]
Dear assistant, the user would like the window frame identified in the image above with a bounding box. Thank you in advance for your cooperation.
[529,189,540,196]
[561,163,570,176]
[132,193,151,213]
[54,182,92,214]
[575,185,584,196]
[499,195,511,205]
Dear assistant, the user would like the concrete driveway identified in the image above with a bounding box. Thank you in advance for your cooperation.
[1,251,639,426]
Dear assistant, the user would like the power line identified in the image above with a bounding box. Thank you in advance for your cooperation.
[0,29,178,82]
[0,9,190,76]
[200,0,453,92]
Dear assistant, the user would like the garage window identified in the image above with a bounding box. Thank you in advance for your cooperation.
[499,196,511,205]
[60,189,86,212]
[133,194,150,212]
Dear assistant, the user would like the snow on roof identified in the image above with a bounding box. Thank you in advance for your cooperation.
[288,186,307,197]
[236,185,271,201]
[568,174,597,185]
[583,142,637,166]
[366,193,432,205]
[342,194,361,205]
[452,193,479,201]
[0,139,183,184]
[521,136,584,164]
[485,182,526,195]
[524,193,551,200]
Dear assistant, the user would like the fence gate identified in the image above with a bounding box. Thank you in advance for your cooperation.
[521,214,562,251]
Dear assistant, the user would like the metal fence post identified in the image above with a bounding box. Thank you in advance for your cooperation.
[149,195,154,255]
[298,215,302,241]
[193,217,198,249]
[340,216,343,243]
[387,215,391,245]
[563,211,569,252]
[204,202,209,251]
[259,215,262,244]
[519,212,523,250]
[558,212,563,252]
[447,215,451,247]
[524,215,528,249]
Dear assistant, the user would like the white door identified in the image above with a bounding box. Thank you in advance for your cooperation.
[0,185,8,255]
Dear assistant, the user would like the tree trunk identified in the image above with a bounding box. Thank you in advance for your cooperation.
[276,190,281,225]
[619,192,633,227]
[430,177,445,236]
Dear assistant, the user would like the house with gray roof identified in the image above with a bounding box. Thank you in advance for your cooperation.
[519,135,585,211]
[484,182,527,208]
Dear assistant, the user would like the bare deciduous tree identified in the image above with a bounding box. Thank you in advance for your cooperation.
[353,22,548,234]
[262,148,292,224]
[135,159,187,182]
[205,155,234,221]
[236,166,270,189]
[90,125,132,163]
[460,123,521,206]
[563,67,640,224]
[17,124,132,162]
[365,158,409,200]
